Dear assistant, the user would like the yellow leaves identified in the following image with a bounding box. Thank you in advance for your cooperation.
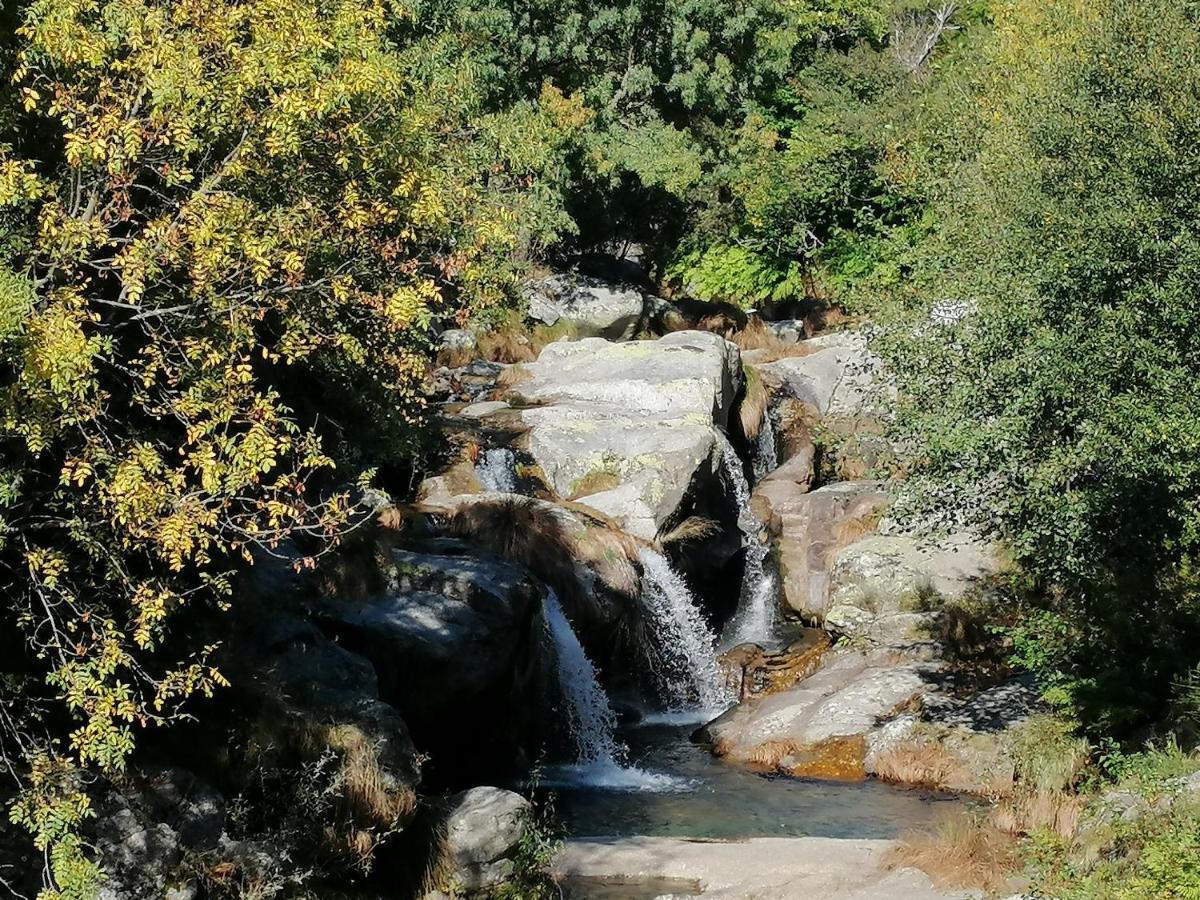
[381,280,438,329]
[0,156,44,207]
[17,299,105,441]
[537,83,592,133]
[25,548,68,589]
[60,458,94,487]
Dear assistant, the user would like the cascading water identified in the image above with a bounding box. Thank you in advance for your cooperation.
[751,411,779,483]
[475,447,517,493]
[638,548,731,715]
[542,593,679,790]
[717,435,777,648]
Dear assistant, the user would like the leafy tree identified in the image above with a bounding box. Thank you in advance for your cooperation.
[868,0,1200,731]
[419,0,892,269]
[0,0,583,892]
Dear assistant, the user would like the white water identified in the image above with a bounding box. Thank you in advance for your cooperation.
[638,548,731,714]
[717,435,777,648]
[752,412,779,483]
[542,593,683,792]
[475,447,517,493]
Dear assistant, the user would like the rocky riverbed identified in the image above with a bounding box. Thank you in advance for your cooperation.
[83,268,1039,900]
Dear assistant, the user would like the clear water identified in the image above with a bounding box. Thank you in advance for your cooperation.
[554,722,959,840]
[637,549,732,714]
[475,447,517,492]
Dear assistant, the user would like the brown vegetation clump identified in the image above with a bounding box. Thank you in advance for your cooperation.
[495,363,533,389]
[738,364,770,440]
[448,495,642,624]
[731,316,820,361]
[657,516,720,547]
[448,496,576,580]
[872,740,958,789]
[445,316,579,368]
[888,817,1019,894]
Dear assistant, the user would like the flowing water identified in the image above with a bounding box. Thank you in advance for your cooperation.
[637,549,731,715]
[474,447,517,492]
[542,593,680,791]
[752,411,779,483]
[717,435,777,648]
[554,721,960,840]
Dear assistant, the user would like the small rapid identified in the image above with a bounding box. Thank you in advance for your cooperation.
[637,548,732,715]
[717,435,777,648]
[475,447,518,492]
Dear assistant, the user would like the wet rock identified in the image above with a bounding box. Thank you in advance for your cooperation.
[720,630,831,700]
[524,273,647,340]
[751,481,890,619]
[701,651,931,780]
[437,787,531,894]
[507,331,743,539]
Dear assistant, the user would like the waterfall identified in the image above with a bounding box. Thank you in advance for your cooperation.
[752,411,779,483]
[717,435,777,648]
[638,548,730,714]
[543,593,622,767]
[542,593,680,790]
[475,448,517,493]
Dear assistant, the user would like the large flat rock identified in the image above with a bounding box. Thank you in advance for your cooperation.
[524,273,648,340]
[701,651,932,780]
[555,836,977,899]
[510,331,742,539]
[825,533,1004,650]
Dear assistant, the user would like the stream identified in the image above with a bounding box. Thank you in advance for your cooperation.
[550,720,957,841]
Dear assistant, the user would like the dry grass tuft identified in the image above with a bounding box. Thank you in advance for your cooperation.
[990,791,1083,838]
[738,364,770,440]
[888,817,1019,893]
[833,507,885,546]
[731,316,820,361]
[477,325,537,364]
[449,494,643,613]
[657,516,720,547]
[315,530,397,601]
[873,740,958,789]
[377,505,406,530]
[449,496,576,577]
[495,363,533,389]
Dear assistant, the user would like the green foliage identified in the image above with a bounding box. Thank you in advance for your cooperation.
[868,0,1200,732]
[667,244,806,308]
[489,799,562,900]
[0,0,583,892]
